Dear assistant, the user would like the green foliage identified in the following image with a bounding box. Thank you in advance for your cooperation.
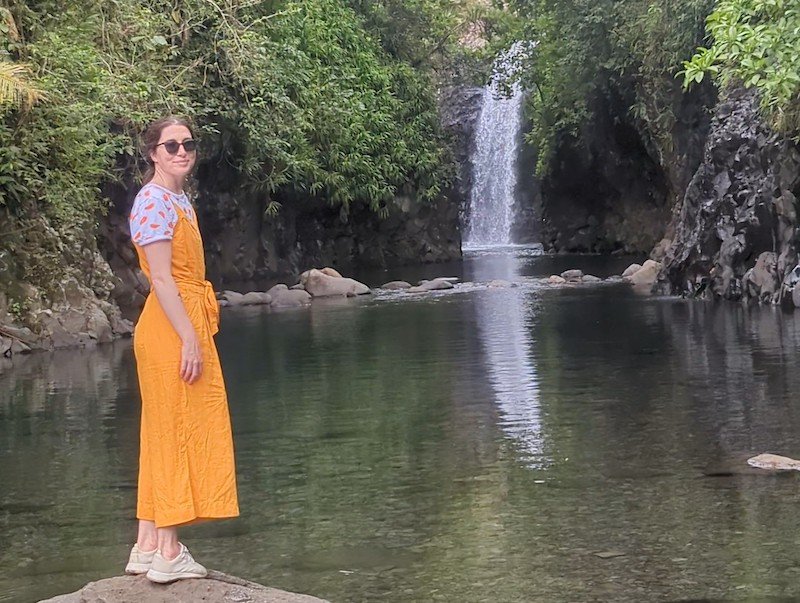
[680,0,800,133]
[0,0,453,227]
[509,0,712,174]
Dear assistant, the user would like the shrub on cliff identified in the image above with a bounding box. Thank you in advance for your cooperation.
[506,0,714,175]
[680,0,800,135]
[0,0,453,228]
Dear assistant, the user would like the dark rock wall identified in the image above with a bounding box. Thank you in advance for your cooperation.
[657,87,800,304]
[538,82,715,254]
[439,86,484,226]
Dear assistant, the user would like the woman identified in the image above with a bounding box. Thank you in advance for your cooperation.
[125,116,239,583]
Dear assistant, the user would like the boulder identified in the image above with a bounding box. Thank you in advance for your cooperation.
[381,280,412,290]
[290,283,305,290]
[629,260,662,287]
[302,269,370,297]
[622,263,642,279]
[270,288,312,308]
[560,269,583,282]
[221,290,245,306]
[742,251,779,303]
[39,571,328,603]
[548,275,566,285]
[241,291,272,306]
[86,306,113,343]
[407,278,455,293]
[319,267,343,278]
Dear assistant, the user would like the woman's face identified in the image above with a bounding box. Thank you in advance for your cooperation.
[150,124,196,181]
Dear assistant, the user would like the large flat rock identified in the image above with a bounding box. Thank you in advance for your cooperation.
[39,571,328,603]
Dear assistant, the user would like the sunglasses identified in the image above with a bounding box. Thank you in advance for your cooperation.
[156,139,198,154]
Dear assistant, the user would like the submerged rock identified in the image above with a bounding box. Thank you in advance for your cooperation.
[39,571,328,603]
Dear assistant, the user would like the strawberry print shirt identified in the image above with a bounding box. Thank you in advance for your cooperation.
[129,183,196,246]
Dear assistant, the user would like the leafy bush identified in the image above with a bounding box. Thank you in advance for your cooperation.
[680,0,800,134]
[0,0,455,227]
[508,0,712,174]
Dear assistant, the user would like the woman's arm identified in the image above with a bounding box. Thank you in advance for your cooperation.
[142,240,203,384]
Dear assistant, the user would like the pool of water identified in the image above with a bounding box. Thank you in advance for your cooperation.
[4,250,800,602]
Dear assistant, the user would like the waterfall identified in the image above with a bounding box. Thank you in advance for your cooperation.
[463,43,533,250]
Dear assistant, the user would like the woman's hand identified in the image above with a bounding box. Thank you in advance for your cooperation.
[180,331,203,384]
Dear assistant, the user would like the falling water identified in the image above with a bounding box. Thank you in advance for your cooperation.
[463,43,533,249]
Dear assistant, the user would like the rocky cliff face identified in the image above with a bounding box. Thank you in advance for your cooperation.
[439,85,484,224]
[656,87,800,304]
[538,83,715,254]
[0,212,133,356]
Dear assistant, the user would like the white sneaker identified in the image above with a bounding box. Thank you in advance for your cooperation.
[145,543,207,583]
[125,543,157,575]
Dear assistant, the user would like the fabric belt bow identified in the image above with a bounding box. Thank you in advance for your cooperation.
[176,278,220,335]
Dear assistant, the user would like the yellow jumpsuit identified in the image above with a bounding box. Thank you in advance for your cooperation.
[132,200,239,528]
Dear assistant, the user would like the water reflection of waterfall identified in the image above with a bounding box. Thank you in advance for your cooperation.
[469,252,545,467]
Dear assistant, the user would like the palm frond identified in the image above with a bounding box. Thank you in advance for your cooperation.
[0,61,45,110]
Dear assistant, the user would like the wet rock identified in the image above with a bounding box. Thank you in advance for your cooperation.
[629,259,662,287]
[407,278,455,293]
[742,251,780,303]
[270,287,312,308]
[381,280,412,290]
[86,306,113,343]
[747,453,800,471]
[548,275,566,285]
[488,279,513,288]
[301,269,370,297]
[241,291,272,306]
[622,263,642,279]
[582,275,602,283]
[0,324,36,343]
[39,571,328,603]
[221,290,245,306]
[560,269,583,282]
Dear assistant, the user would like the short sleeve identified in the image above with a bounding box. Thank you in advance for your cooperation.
[129,186,177,246]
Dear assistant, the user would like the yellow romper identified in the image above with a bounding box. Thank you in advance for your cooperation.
[132,195,239,528]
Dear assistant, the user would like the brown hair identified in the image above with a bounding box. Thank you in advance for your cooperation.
[140,115,195,184]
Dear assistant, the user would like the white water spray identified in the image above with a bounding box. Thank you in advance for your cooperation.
[463,42,535,249]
